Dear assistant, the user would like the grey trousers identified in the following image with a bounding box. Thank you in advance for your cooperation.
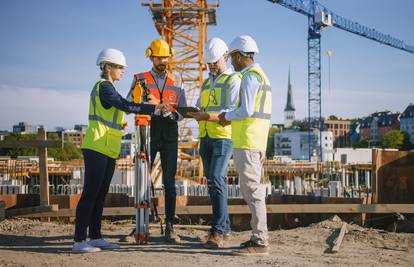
[233,149,269,246]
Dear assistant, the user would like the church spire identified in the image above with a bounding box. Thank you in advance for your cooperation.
[284,66,295,111]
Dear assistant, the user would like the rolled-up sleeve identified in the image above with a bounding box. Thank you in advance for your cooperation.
[225,73,260,121]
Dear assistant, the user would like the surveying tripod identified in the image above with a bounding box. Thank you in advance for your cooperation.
[133,113,152,244]
[130,78,165,244]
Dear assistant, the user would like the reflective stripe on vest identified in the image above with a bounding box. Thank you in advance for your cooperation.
[236,71,271,120]
[81,79,125,158]
[199,73,239,139]
[135,72,181,109]
[201,74,235,112]
[231,66,272,151]
[89,85,123,130]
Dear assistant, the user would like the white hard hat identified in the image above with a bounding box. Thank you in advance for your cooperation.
[228,35,259,55]
[96,48,127,67]
[204,37,228,63]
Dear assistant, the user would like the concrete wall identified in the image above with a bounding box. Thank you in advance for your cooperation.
[333,148,372,164]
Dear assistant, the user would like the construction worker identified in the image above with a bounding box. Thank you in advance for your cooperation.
[128,39,187,243]
[73,48,167,253]
[218,35,272,256]
[187,37,241,248]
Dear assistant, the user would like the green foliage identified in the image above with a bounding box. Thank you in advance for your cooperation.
[3,133,38,157]
[328,115,338,120]
[381,130,404,149]
[2,133,82,160]
[400,131,413,151]
[266,127,282,159]
[353,138,369,148]
[289,119,308,130]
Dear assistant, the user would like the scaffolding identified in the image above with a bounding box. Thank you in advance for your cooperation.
[142,0,219,137]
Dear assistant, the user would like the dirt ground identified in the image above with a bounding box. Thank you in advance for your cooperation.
[0,217,413,267]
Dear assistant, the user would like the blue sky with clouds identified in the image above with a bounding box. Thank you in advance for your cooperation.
[1,0,413,131]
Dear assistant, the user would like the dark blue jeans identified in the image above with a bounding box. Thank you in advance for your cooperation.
[74,149,115,242]
[199,136,232,234]
[151,141,178,225]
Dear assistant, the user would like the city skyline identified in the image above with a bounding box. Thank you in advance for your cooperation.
[0,0,413,131]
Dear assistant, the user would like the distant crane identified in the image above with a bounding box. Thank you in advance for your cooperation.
[267,0,414,160]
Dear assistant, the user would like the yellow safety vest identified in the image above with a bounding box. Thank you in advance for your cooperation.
[199,73,240,139]
[231,65,272,151]
[81,79,125,159]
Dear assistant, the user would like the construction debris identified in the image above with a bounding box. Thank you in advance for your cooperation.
[331,222,347,253]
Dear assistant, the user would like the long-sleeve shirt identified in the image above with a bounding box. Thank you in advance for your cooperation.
[99,81,155,114]
[195,68,241,113]
[225,63,262,121]
[128,69,187,120]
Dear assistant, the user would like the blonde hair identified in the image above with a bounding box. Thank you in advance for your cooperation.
[100,63,111,80]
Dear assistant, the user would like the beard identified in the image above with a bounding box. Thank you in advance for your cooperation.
[155,64,167,72]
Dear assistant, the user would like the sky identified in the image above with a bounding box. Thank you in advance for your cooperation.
[0,0,413,131]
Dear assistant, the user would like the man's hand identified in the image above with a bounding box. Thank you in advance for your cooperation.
[155,103,169,111]
[147,94,160,105]
[218,112,231,126]
[187,111,209,121]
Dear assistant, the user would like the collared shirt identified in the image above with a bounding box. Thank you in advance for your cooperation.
[225,63,262,121]
[196,68,241,113]
[128,69,187,120]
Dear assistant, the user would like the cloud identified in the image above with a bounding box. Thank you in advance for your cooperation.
[0,85,89,131]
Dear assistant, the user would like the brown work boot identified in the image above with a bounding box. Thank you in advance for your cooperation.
[164,223,181,244]
[223,232,231,241]
[233,240,269,256]
[203,232,223,249]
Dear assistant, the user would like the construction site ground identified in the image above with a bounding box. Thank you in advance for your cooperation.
[0,218,413,267]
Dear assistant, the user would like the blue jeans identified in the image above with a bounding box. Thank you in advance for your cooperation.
[199,136,232,234]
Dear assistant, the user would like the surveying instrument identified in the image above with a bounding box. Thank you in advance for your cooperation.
[132,78,153,244]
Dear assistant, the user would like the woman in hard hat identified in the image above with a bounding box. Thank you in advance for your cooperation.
[72,48,166,253]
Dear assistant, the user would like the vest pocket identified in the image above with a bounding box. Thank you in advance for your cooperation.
[106,129,122,155]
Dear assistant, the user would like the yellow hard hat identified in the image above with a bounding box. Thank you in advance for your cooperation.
[146,39,174,57]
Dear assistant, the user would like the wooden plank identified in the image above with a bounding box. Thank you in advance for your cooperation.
[331,222,347,253]
[38,128,50,207]
[5,204,58,217]
[0,140,62,149]
[19,204,414,218]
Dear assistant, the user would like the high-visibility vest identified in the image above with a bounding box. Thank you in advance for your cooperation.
[133,71,182,142]
[133,71,182,111]
[82,79,125,158]
[231,65,272,151]
[199,73,240,139]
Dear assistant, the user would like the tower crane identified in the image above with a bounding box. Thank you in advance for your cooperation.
[267,0,414,160]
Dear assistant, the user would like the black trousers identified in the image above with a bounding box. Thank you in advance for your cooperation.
[151,141,178,225]
[74,149,115,242]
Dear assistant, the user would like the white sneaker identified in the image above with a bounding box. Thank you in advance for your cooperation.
[87,238,120,249]
[72,241,101,253]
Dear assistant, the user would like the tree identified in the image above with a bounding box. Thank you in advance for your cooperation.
[2,132,82,160]
[328,115,338,120]
[266,127,282,159]
[381,130,404,149]
[353,138,369,148]
[400,131,413,151]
